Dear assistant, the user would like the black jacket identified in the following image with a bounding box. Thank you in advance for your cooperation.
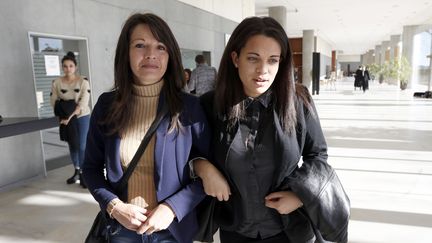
[354,69,364,87]
[197,90,350,243]
[54,99,79,149]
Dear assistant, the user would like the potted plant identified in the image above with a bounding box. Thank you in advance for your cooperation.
[398,56,412,90]
[386,57,412,90]
[369,63,388,84]
[368,63,381,82]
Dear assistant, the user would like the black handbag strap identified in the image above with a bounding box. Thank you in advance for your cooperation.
[117,104,168,192]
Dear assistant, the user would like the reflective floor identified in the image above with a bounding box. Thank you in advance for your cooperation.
[316,78,432,243]
[0,77,431,243]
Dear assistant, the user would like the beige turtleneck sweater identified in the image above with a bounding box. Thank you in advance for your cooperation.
[115,80,164,212]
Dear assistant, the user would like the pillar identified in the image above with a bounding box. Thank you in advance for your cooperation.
[268,6,287,30]
[375,45,381,64]
[302,30,314,91]
[381,41,390,64]
[402,25,419,89]
[390,34,401,60]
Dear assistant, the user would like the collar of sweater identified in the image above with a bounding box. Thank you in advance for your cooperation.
[132,80,164,97]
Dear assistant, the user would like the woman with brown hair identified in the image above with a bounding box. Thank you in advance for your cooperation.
[82,13,211,243]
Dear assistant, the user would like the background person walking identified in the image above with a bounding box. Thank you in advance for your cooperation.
[188,54,217,96]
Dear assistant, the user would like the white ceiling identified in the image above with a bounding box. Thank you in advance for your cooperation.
[255,0,432,55]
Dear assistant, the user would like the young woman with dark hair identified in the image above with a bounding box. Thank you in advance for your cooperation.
[50,51,91,188]
[193,16,350,243]
[82,13,211,243]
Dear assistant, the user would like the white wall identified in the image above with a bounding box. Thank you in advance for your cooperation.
[0,0,238,115]
[0,0,238,190]
[177,0,255,23]
[423,15,432,24]
[315,36,333,57]
[338,55,361,62]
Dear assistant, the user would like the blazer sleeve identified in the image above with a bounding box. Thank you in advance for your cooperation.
[164,95,210,221]
[287,97,350,243]
[82,93,119,212]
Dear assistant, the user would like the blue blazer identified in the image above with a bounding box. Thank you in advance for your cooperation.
[82,91,211,243]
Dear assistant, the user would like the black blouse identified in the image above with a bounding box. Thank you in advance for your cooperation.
[225,92,284,239]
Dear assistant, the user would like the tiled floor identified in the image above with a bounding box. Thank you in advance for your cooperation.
[316,78,432,243]
[0,165,98,243]
[0,77,431,242]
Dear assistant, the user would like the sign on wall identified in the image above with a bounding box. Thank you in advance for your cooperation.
[44,55,60,76]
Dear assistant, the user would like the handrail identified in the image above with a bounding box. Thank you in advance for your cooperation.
[0,117,57,138]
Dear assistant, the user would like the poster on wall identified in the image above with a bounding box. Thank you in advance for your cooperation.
[44,55,60,76]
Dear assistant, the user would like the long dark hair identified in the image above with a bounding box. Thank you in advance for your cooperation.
[104,13,184,135]
[216,16,307,134]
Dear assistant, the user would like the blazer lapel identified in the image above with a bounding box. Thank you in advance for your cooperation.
[154,116,169,192]
[154,92,169,192]
[271,109,301,189]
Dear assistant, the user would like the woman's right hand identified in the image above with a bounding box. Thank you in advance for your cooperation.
[111,202,148,231]
[194,159,231,201]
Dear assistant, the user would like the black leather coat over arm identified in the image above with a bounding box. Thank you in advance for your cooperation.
[287,98,350,243]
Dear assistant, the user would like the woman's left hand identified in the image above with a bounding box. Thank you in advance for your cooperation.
[60,106,81,126]
[264,191,303,214]
[136,203,175,235]
[60,119,70,125]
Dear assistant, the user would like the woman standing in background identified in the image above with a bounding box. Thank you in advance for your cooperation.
[50,51,91,188]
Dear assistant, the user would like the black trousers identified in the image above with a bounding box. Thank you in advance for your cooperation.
[220,230,289,243]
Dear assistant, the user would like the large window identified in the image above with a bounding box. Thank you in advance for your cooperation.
[412,30,432,90]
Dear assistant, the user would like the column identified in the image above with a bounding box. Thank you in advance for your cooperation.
[402,25,417,70]
[390,34,401,60]
[375,45,381,64]
[361,51,368,65]
[302,30,314,90]
[268,6,287,30]
[332,50,336,71]
[367,50,375,65]
[402,25,419,89]
[381,41,390,64]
